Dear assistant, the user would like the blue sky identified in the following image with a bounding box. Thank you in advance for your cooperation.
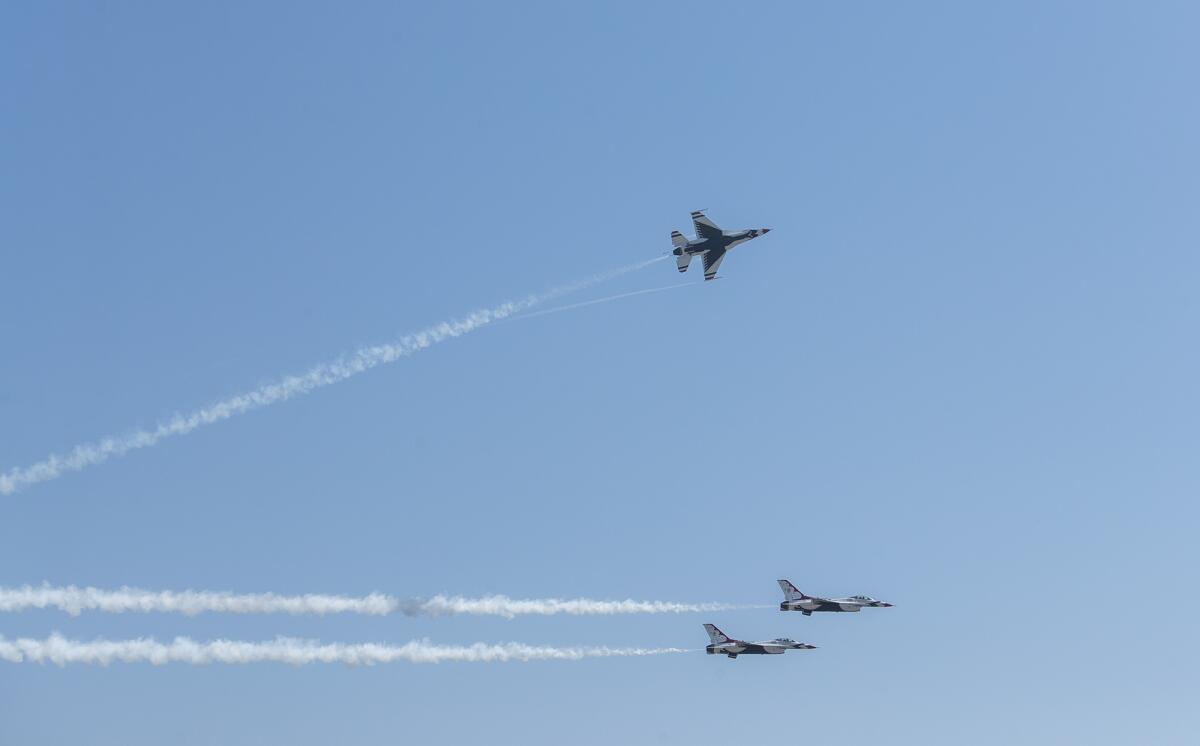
[2,1,1198,743]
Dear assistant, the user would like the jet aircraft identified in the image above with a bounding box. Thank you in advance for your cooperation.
[778,579,894,616]
[672,210,771,281]
[703,623,816,659]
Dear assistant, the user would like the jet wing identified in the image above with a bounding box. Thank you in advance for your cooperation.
[701,248,726,281]
[691,211,723,240]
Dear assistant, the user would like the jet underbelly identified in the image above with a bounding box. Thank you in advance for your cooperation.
[816,602,856,612]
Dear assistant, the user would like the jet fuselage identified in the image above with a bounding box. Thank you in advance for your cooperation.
[702,625,816,659]
[780,598,879,613]
[777,580,893,616]
[705,638,813,658]
[674,229,766,258]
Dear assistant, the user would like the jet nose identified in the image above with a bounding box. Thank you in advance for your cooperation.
[881,602,894,608]
[759,228,771,235]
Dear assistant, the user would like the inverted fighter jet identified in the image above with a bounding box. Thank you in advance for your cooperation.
[671,210,771,281]
[778,579,894,616]
[703,623,816,659]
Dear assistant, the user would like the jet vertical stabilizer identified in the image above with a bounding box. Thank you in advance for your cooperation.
[703,624,731,644]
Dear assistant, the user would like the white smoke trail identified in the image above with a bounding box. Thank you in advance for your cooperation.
[403,595,754,619]
[505,283,692,323]
[0,633,689,666]
[0,585,396,616]
[0,585,753,618]
[0,257,666,496]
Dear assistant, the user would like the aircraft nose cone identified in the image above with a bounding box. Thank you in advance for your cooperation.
[881,602,894,607]
[760,228,771,234]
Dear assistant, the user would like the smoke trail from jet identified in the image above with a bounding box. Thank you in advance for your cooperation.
[401,595,753,619]
[0,585,752,618]
[505,283,693,323]
[0,585,396,616]
[0,257,666,496]
[0,633,689,666]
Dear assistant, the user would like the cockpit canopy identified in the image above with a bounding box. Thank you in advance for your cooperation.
[850,595,872,601]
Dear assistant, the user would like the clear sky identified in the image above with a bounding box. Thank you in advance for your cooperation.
[2,1,1198,743]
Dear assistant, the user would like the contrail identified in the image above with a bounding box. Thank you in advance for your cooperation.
[0,585,754,618]
[0,256,666,496]
[505,283,693,323]
[0,634,689,666]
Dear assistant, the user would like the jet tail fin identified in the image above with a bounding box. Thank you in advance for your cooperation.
[703,623,731,644]
[671,230,689,248]
[778,579,807,601]
[675,252,692,273]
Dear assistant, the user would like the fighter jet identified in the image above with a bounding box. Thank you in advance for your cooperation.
[778,579,894,616]
[703,623,816,659]
[671,210,771,281]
